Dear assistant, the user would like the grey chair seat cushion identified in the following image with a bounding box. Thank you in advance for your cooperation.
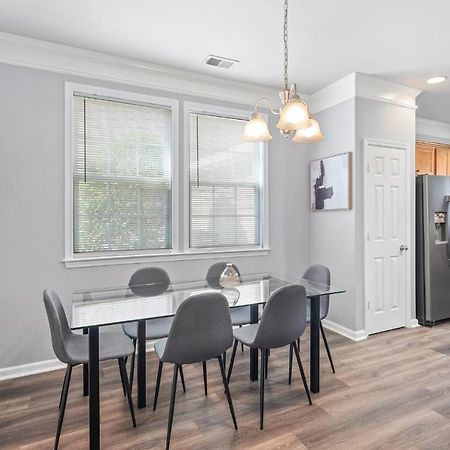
[65,331,134,366]
[122,317,173,340]
[233,323,259,348]
[154,337,168,360]
[230,306,252,326]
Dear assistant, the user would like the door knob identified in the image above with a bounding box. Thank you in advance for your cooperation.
[400,244,409,252]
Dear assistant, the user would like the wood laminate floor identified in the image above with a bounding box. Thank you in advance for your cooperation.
[2,324,450,449]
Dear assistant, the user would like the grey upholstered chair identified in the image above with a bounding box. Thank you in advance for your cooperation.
[305,264,334,372]
[153,292,237,450]
[122,267,186,393]
[206,262,250,356]
[206,262,250,326]
[226,284,311,430]
[288,264,334,383]
[43,289,136,450]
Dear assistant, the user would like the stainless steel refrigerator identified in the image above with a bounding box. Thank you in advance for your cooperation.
[416,175,450,325]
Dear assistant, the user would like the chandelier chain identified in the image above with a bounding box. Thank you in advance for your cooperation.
[283,0,289,88]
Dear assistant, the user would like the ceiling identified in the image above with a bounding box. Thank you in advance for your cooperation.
[0,0,449,121]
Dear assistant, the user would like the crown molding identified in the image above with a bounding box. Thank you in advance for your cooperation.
[355,73,422,110]
[416,117,450,141]
[309,72,422,114]
[0,32,277,106]
[307,73,356,114]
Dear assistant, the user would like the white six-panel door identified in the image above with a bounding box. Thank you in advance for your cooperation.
[364,140,408,334]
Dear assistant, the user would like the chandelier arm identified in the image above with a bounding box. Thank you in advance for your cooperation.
[253,97,280,115]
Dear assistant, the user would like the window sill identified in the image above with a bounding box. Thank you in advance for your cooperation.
[63,248,270,268]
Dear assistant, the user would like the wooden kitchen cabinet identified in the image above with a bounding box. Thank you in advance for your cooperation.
[416,141,436,175]
[435,147,450,175]
[416,141,450,176]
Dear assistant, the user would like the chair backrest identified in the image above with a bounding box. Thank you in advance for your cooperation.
[129,267,171,297]
[253,284,307,349]
[43,289,73,364]
[206,262,241,289]
[160,292,233,365]
[302,264,330,318]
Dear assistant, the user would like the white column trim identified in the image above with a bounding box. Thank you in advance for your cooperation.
[309,72,422,114]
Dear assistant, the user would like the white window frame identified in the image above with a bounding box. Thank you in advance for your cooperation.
[183,101,270,255]
[64,82,180,266]
[63,84,269,268]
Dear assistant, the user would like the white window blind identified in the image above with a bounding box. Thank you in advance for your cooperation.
[73,95,173,253]
[189,113,263,249]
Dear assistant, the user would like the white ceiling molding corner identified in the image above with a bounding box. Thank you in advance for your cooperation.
[308,73,356,114]
[0,32,277,106]
[309,72,422,114]
[355,73,422,110]
[416,117,450,140]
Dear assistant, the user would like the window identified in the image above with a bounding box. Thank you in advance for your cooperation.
[188,106,266,250]
[66,84,178,259]
[65,86,268,267]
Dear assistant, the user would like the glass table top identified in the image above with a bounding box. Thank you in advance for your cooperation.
[71,273,345,329]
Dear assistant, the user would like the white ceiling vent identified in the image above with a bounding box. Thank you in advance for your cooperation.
[204,55,239,69]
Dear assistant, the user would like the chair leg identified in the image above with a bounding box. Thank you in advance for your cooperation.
[227,340,238,383]
[264,349,268,379]
[293,341,312,405]
[320,321,336,373]
[223,351,227,372]
[166,365,179,450]
[218,355,238,430]
[118,357,137,427]
[129,339,137,394]
[202,361,208,396]
[118,359,127,397]
[58,367,69,410]
[259,349,265,430]
[239,326,244,352]
[179,365,186,393]
[288,343,293,385]
[153,361,163,411]
[55,365,72,450]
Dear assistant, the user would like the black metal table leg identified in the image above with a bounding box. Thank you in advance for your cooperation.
[137,319,146,408]
[88,326,100,450]
[310,296,320,393]
[249,304,259,381]
[83,328,89,396]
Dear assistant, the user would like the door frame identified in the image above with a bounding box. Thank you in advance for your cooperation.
[363,138,413,335]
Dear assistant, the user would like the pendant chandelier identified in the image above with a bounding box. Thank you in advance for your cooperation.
[242,0,324,144]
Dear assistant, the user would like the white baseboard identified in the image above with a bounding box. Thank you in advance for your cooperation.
[322,319,368,341]
[406,318,420,328]
[0,358,66,381]
[0,341,156,382]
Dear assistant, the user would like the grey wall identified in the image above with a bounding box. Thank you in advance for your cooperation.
[309,99,357,331]
[0,63,311,369]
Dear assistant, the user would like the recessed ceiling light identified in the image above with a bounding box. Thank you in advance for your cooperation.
[426,76,448,85]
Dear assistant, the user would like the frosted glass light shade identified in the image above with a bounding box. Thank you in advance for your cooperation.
[242,112,272,142]
[276,96,309,131]
[293,118,324,143]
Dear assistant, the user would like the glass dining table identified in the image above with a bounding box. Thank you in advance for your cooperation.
[72,273,345,450]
